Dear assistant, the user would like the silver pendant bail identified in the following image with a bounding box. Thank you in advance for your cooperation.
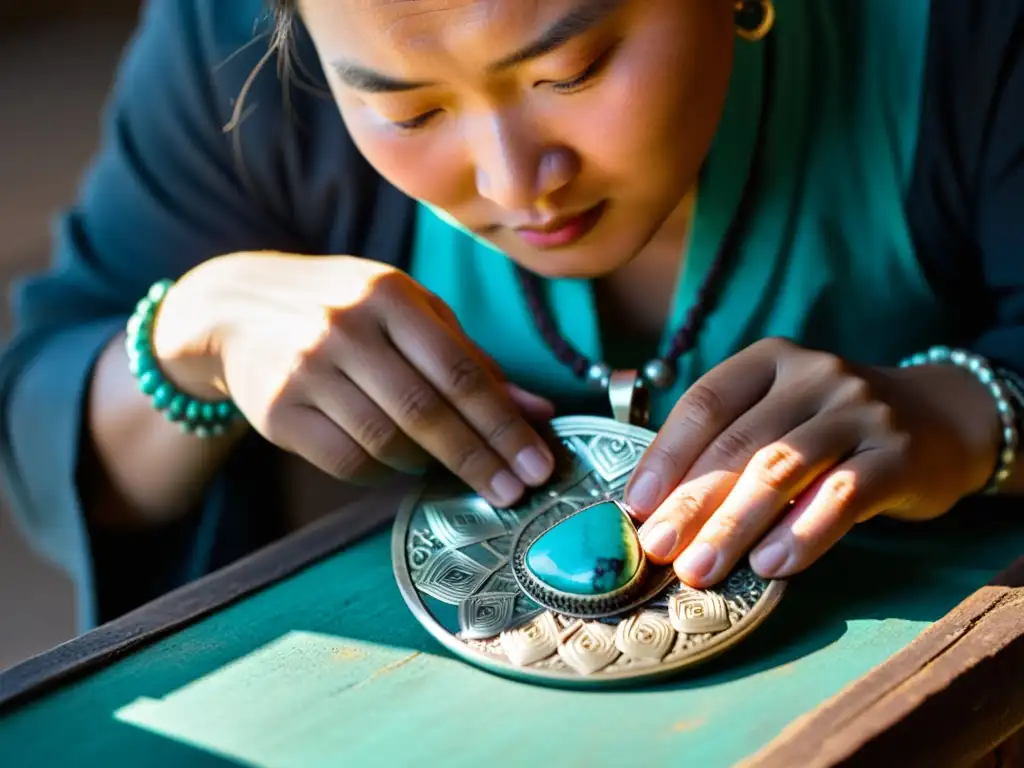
[609,369,651,426]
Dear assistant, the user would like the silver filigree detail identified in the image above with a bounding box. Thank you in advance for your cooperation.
[500,612,560,667]
[458,593,517,640]
[395,416,786,685]
[558,622,620,675]
[424,497,507,548]
[615,611,676,661]
[483,570,520,595]
[407,529,442,571]
[413,549,491,604]
[669,589,732,634]
[571,435,641,486]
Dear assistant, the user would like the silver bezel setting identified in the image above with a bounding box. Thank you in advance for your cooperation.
[511,499,673,619]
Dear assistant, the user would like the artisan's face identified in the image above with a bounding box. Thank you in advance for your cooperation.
[301,0,734,278]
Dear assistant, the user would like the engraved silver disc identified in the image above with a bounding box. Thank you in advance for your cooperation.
[392,415,786,688]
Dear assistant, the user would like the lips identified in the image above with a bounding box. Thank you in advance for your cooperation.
[514,201,607,249]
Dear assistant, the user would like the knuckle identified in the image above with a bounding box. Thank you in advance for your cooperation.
[482,410,525,448]
[325,445,373,481]
[820,472,860,509]
[445,355,489,398]
[370,270,416,307]
[323,303,369,338]
[755,335,794,353]
[709,427,762,467]
[395,384,447,430]
[658,488,703,523]
[861,400,895,432]
[354,416,404,460]
[645,443,687,478]
[448,442,495,480]
[294,323,337,372]
[711,510,745,541]
[884,429,913,456]
[838,374,872,403]
[749,443,807,491]
[682,384,727,431]
[810,350,846,379]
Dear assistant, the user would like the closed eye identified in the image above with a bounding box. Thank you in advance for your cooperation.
[391,108,444,132]
[548,44,618,94]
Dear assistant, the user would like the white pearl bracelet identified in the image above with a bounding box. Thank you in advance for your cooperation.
[899,346,1019,495]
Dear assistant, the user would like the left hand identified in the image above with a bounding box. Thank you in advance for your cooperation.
[624,337,1004,587]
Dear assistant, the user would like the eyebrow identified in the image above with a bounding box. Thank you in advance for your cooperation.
[331,0,623,94]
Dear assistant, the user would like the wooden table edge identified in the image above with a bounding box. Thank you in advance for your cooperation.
[741,556,1024,768]
[0,488,401,713]
[1,492,1021,768]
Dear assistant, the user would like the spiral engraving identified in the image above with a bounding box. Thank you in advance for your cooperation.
[500,612,560,667]
[615,611,677,661]
[558,622,620,675]
[458,593,517,640]
[669,589,732,634]
[570,435,641,485]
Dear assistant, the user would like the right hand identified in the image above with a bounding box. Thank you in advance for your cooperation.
[152,252,557,507]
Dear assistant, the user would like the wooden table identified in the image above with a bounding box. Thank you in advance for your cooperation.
[1,489,1022,768]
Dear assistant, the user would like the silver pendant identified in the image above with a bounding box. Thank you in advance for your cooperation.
[608,369,650,426]
[392,415,786,687]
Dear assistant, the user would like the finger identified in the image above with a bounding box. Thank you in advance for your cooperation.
[425,292,557,421]
[339,332,528,508]
[386,299,556,487]
[682,387,824,484]
[747,448,901,579]
[625,344,779,517]
[306,369,431,474]
[669,412,864,587]
[506,383,557,421]
[423,292,516,383]
[627,389,816,527]
[636,470,738,565]
[271,405,392,485]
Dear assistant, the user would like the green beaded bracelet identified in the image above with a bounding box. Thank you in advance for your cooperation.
[125,279,242,437]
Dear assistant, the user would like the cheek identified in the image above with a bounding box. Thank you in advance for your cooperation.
[558,16,734,189]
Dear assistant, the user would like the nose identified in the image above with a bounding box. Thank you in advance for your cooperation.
[469,111,577,214]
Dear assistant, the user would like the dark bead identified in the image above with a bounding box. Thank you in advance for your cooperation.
[642,359,676,389]
[586,362,611,389]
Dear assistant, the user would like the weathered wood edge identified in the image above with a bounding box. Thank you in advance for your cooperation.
[0,486,407,713]
[740,556,1024,768]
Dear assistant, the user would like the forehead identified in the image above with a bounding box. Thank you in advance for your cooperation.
[308,0,579,59]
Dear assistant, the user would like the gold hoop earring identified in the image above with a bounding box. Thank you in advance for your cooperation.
[735,0,775,42]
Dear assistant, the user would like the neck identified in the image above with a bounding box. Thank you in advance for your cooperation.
[594,189,697,365]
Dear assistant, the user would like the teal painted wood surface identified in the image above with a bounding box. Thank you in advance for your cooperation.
[1,507,1022,768]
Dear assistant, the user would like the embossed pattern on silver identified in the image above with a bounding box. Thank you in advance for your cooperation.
[392,416,786,687]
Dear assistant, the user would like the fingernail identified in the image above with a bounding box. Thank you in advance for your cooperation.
[627,470,662,513]
[750,542,789,576]
[675,542,718,583]
[490,470,524,507]
[515,446,553,485]
[640,522,678,560]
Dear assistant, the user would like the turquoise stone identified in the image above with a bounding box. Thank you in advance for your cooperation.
[525,501,642,596]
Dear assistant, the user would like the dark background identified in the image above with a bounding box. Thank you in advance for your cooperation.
[0,1,142,669]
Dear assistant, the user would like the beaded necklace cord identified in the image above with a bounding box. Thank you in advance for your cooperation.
[514,35,776,404]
